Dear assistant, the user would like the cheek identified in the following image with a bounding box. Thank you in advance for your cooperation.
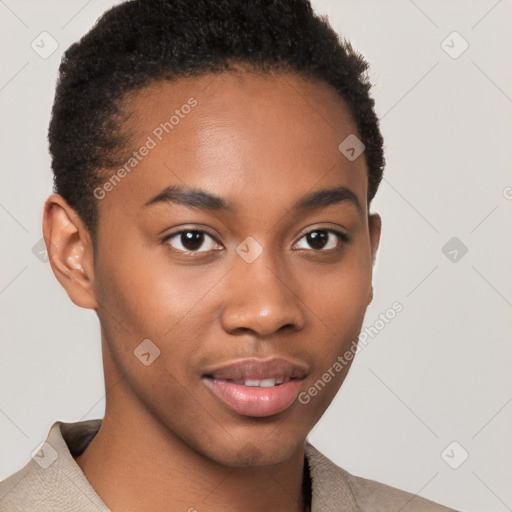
[93,247,219,415]
[305,255,372,331]
[92,240,231,400]
[300,252,372,389]
[94,235,221,335]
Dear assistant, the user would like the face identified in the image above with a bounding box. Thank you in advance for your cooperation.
[47,70,380,467]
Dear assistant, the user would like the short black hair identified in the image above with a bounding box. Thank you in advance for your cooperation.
[49,0,385,238]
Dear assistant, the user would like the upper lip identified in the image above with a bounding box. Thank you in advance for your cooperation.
[202,358,308,381]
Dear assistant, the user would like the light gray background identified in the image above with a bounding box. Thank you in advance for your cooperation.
[1,1,511,510]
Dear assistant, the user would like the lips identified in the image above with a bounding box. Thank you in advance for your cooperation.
[202,358,308,417]
[204,358,307,381]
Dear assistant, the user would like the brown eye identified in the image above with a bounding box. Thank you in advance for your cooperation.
[164,230,220,253]
[294,229,348,251]
[306,231,329,250]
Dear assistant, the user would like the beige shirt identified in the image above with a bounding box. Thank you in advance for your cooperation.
[0,419,458,511]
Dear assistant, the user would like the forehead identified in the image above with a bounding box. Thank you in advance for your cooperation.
[125,70,361,151]
[98,70,368,220]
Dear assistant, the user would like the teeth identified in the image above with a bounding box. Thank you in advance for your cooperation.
[239,378,282,387]
[220,378,289,387]
[259,378,276,387]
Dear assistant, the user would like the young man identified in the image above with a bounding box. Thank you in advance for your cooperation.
[0,1,458,511]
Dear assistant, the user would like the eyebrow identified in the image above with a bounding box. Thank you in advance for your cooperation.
[143,185,361,213]
[294,186,361,212]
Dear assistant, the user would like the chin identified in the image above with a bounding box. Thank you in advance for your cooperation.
[217,442,301,468]
[192,425,306,468]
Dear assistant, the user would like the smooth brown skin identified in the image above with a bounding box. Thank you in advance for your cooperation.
[43,70,381,512]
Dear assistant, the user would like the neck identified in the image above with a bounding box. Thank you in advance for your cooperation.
[75,381,310,512]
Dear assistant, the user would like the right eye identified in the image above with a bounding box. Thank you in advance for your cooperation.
[162,229,222,254]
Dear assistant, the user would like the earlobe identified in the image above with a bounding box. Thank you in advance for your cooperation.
[368,285,374,306]
[367,213,381,306]
[368,213,382,266]
[42,194,98,310]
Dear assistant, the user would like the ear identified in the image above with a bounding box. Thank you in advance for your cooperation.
[42,194,98,310]
[367,212,382,305]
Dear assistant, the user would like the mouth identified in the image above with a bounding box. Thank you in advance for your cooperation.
[201,358,308,417]
[209,377,292,387]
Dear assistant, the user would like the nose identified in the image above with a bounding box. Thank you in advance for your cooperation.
[220,252,306,337]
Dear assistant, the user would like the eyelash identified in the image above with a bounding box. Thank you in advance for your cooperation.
[162,227,350,255]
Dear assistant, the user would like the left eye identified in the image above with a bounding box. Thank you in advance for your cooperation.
[164,230,221,253]
[294,229,347,251]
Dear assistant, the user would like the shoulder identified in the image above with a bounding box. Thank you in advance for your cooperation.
[0,420,108,512]
[0,448,70,512]
[305,443,460,512]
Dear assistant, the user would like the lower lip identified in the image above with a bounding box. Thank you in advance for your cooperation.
[203,378,303,417]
